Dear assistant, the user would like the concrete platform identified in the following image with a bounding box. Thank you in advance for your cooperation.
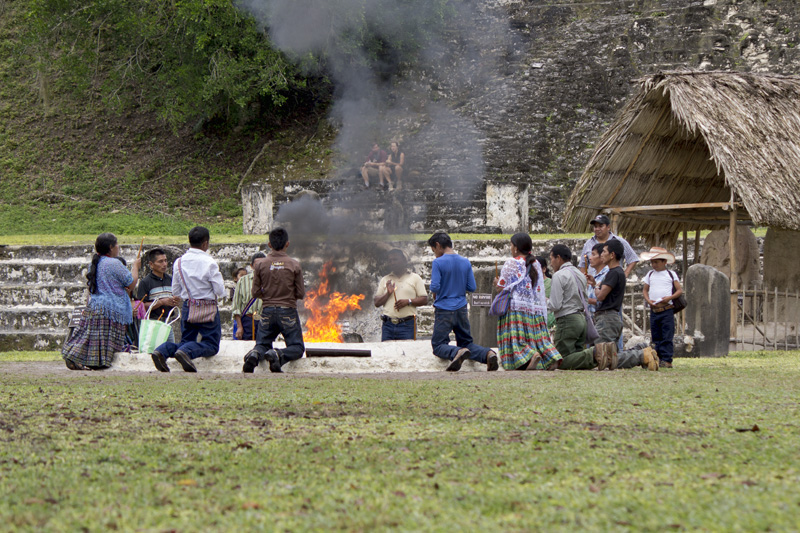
[110,340,503,373]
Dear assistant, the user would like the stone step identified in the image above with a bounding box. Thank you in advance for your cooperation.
[0,330,66,351]
[0,284,87,307]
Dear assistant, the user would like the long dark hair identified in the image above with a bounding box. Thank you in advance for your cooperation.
[536,256,552,279]
[510,232,538,287]
[88,233,117,294]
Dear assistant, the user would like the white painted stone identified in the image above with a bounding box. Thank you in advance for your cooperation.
[486,182,529,232]
[241,183,273,235]
[110,340,503,373]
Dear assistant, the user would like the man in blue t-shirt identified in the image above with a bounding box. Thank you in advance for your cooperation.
[428,232,498,371]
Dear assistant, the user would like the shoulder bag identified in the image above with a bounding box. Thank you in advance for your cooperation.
[667,270,687,313]
[568,269,600,343]
[177,258,218,323]
[488,265,529,317]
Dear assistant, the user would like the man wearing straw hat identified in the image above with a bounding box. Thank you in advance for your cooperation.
[641,247,684,368]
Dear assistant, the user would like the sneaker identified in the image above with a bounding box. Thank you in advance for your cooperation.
[446,348,470,371]
[151,351,170,373]
[242,350,259,373]
[486,351,499,371]
[606,342,618,370]
[593,344,608,371]
[642,347,659,371]
[660,360,673,368]
[173,350,197,373]
[264,349,283,373]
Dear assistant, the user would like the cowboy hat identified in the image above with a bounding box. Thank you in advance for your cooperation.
[640,246,676,264]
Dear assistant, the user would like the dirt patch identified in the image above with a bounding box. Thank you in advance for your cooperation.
[0,361,560,381]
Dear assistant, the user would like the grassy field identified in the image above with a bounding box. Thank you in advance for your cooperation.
[1,350,799,531]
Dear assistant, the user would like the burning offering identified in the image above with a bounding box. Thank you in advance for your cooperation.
[304,261,365,342]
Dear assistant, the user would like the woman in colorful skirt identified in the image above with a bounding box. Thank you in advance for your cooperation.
[495,233,562,371]
[62,233,140,370]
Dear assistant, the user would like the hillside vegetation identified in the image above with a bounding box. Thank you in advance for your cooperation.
[0,0,449,237]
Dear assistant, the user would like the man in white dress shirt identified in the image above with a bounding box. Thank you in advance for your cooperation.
[151,226,226,373]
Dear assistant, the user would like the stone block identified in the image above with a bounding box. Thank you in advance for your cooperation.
[241,183,273,235]
[468,266,499,349]
[763,228,800,323]
[110,340,501,373]
[700,226,759,289]
[486,183,529,233]
[684,264,729,357]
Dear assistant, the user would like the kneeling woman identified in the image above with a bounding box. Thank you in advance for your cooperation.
[495,233,562,370]
[62,233,140,370]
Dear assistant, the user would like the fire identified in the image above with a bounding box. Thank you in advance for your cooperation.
[304,261,365,342]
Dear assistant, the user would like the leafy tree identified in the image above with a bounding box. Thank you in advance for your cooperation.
[24,0,308,128]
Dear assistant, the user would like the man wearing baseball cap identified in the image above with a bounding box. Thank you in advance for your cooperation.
[578,215,639,277]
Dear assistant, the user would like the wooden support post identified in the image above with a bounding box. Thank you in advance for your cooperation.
[694,230,701,265]
[729,197,738,340]
[682,229,688,280]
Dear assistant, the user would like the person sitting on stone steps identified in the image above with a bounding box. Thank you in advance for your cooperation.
[243,227,306,373]
[151,226,225,373]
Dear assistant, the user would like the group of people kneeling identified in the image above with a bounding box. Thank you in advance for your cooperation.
[63,225,682,374]
[374,231,683,372]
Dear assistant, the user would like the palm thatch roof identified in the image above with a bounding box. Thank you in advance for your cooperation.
[563,71,800,244]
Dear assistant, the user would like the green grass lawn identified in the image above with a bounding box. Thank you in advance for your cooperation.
[1,351,798,531]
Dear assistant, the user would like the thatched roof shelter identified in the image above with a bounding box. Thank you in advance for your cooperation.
[563,71,800,245]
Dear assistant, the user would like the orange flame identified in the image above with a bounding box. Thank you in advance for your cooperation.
[304,261,365,342]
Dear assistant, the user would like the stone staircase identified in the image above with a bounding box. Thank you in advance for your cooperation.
[0,237,698,351]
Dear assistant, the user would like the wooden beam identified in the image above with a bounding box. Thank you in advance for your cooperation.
[618,212,752,226]
[604,202,740,213]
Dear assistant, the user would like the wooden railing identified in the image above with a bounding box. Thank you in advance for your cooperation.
[733,286,800,351]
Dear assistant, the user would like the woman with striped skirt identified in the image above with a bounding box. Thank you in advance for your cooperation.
[495,233,561,371]
[62,233,140,370]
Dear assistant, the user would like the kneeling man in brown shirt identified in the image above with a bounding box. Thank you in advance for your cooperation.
[243,227,306,373]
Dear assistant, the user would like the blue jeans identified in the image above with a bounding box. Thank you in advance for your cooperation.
[431,305,491,363]
[253,307,305,366]
[381,317,415,341]
[650,310,675,363]
[155,302,221,360]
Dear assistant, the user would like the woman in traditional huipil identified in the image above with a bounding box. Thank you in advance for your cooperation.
[495,233,561,370]
[62,233,140,370]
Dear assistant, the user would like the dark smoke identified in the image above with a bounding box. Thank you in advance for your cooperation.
[242,0,518,242]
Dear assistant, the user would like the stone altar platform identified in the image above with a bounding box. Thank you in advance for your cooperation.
[110,340,503,373]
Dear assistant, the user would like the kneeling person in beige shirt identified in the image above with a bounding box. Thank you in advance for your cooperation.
[374,249,427,341]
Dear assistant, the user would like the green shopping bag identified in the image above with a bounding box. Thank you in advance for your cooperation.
[138,305,180,354]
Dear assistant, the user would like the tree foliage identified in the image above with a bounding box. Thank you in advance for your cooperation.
[22,0,455,129]
[25,0,308,128]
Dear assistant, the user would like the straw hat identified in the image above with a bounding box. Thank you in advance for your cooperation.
[640,247,676,264]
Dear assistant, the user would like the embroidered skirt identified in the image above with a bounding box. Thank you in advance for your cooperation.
[497,309,561,370]
[61,308,126,368]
